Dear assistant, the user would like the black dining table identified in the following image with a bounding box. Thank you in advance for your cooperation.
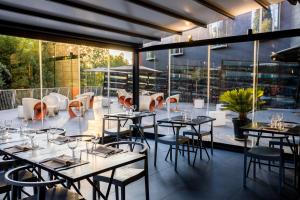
[240,121,300,189]
[0,131,146,200]
[157,115,216,154]
[104,111,156,148]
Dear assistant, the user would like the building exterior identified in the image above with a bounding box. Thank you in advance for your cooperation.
[141,1,300,108]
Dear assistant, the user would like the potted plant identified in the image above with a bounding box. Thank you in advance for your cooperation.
[219,88,264,140]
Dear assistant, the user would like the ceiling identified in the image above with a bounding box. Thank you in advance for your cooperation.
[0,0,285,50]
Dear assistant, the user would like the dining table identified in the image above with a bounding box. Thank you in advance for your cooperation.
[240,121,300,189]
[103,111,156,148]
[157,115,216,155]
[0,129,146,200]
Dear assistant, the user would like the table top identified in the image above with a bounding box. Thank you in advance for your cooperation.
[157,115,215,126]
[104,111,156,119]
[0,133,145,182]
[240,122,300,136]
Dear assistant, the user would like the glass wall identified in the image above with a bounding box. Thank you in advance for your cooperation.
[0,35,132,139]
[256,36,300,125]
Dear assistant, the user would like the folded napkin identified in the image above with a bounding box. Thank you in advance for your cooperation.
[5,145,32,154]
[41,155,75,169]
[92,146,123,158]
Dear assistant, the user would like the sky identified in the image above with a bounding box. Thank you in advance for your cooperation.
[109,49,133,65]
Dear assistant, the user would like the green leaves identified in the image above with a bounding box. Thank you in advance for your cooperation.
[219,88,264,119]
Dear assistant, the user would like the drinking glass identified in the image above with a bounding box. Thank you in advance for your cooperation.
[132,105,137,112]
[47,128,57,142]
[68,138,78,160]
[26,130,36,148]
[86,142,93,153]
[91,136,100,149]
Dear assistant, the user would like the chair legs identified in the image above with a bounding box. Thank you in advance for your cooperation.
[121,186,126,200]
[243,154,247,187]
[115,185,119,200]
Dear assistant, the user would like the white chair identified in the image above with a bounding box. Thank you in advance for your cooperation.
[139,95,155,112]
[151,93,164,109]
[49,93,69,110]
[165,94,180,111]
[116,89,128,106]
[194,99,204,109]
[77,92,95,109]
[208,111,226,126]
[68,98,86,118]
[22,98,39,120]
[43,95,60,117]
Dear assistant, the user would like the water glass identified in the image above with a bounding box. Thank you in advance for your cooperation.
[26,130,36,148]
[91,136,100,149]
[86,142,93,153]
[67,138,78,160]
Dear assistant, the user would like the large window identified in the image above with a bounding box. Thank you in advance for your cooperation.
[251,4,280,33]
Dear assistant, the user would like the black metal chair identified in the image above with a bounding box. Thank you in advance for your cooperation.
[129,114,156,149]
[92,141,149,200]
[102,117,132,144]
[5,165,84,200]
[155,123,190,171]
[243,132,288,193]
[268,121,299,186]
[0,157,38,200]
[182,116,214,165]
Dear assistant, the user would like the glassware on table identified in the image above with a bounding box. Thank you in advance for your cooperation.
[67,138,78,160]
[131,105,137,112]
[91,136,100,149]
[47,128,57,142]
[86,142,93,153]
[26,130,37,148]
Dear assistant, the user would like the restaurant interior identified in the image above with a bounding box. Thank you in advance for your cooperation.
[0,0,300,199]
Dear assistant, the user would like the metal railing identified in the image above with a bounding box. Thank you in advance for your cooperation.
[0,86,103,110]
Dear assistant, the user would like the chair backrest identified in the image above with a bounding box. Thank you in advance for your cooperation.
[105,141,147,155]
[157,122,186,136]
[5,165,65,199]
[243,132,288,150]
[43,95,59,107]
[68,134,96,141]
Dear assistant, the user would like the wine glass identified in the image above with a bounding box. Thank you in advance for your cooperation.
[131,105,137,112]
[91,136,100,150]
[67,138,78,160]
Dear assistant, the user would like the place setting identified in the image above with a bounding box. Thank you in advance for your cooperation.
[40,138,89,170]
[82,137,124,158]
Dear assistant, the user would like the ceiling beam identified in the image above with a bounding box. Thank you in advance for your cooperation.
[125,0,206,28]
[0,3,161,41]
[48,0,181,35]
[139,28,300,52]
[254,0,270,10]
[192,0,235,20]
[0,19,140,51]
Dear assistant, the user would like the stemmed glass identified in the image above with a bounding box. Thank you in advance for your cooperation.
[91,136,100,150]
[67,138,78,161]
[131,105,137,112]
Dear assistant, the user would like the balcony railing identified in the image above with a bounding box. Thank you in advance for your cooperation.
[0,86,103,110]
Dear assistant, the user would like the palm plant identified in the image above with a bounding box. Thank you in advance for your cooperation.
[220,88,264,120]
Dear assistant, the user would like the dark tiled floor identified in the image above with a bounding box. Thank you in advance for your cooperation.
[77,140,298,200]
